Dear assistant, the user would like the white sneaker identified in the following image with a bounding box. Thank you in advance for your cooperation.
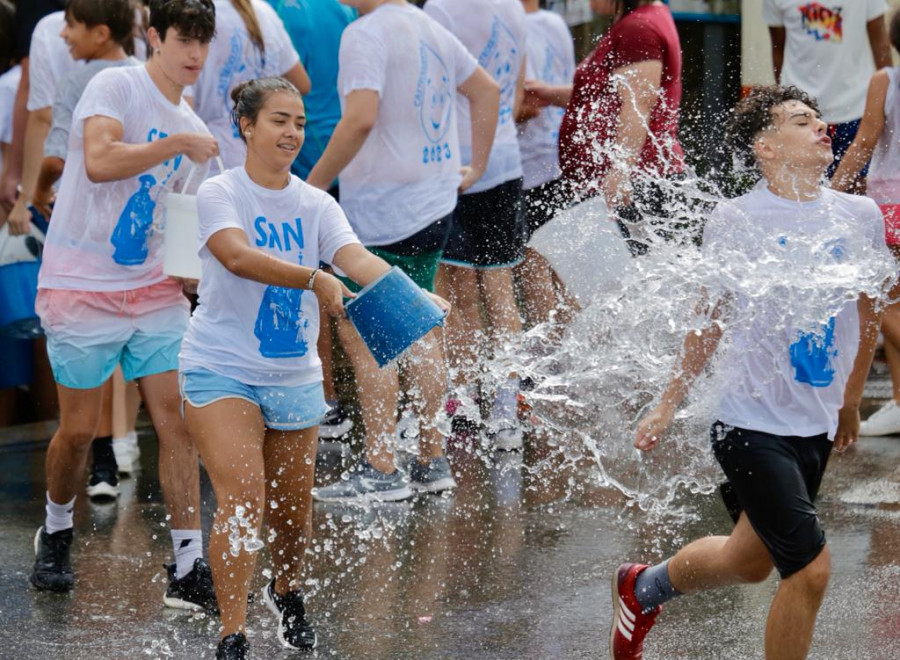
[113,431,141,475]
[860,400,900,436]
[488,379,523,451]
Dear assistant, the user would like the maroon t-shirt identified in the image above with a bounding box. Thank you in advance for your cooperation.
[558,4,684,196]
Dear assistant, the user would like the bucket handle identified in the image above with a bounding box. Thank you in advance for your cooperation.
[180,155,225,195]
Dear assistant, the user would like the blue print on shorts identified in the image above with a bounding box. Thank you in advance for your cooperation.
[253,218,309,358]
[111,174,157,265]
[415,40,453,165]
[479,16,520,126]
[789,317,837,388]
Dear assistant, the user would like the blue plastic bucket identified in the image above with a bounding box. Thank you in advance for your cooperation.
[346,267,445,368]
[0,260,42,339]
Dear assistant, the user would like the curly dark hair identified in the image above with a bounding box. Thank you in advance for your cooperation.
[725,85,821,171]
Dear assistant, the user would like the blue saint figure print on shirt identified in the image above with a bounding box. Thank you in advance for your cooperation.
[789,317,837,387]
[415,41,453,165]
[479,16,520,126]
[253,219,309,358]
[111,174,157,265]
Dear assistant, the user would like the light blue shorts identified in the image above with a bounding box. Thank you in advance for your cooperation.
[179,369,328,431]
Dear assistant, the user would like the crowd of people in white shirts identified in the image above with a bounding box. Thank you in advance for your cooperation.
[0,0,578,657]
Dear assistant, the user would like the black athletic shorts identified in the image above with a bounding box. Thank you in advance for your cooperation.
[441,177,526,269]
[523,176,572,241]
[613,175,696,256]
[710,421,833,579]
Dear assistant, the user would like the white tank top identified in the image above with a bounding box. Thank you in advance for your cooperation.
[867,67,900,205]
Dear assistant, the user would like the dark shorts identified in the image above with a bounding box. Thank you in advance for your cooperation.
[523,176,572,241]
[339,214,452,294]
[442,177,526,269]
[711,421,832,579]
[612,175,695,256]
[827,119,870,179]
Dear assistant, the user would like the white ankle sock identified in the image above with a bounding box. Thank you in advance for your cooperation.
[45,492,75,534]
[171,529,203,579]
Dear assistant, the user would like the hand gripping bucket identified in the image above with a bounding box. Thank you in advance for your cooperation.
[0,218,45,339]
[345,266,445,368]
[163,157,223,280]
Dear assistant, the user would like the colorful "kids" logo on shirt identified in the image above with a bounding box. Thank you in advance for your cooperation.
[798,2,843,42]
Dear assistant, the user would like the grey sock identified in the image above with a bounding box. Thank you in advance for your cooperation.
[634,560,681,613]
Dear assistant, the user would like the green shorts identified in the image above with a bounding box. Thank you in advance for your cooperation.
[339,247,443,294]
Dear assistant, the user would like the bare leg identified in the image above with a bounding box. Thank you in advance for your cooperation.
[514,247,558,327]
[264,426,318,594]
[885,336,900,402]
[764,546,830,660]
[335,318,399,474]
[31,338,59,421]
[45,384,105,504]
[437,264,485,386]
[111,368,141,437]
[318,308,337,403]
[138,371,200,530]
[668,513,774,593]
[479,267,523,341]
[402,328,447,462]
[185,398,266,638]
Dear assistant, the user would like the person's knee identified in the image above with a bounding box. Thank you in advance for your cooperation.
[735,559,773,584]
[55,421,101,448]
[792,546,830,595]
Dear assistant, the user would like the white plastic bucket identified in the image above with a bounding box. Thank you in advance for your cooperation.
[163,157,223,280]
[527,195,631,303]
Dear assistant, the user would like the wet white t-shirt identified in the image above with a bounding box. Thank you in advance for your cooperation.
[703,186,893,440]
[425,0,526,194]
[517,9,575,191]
[39,66,211,292]
[27,12,82,112]
[764,0,887,124]
[179,167,360,386]
[336,2,477,245]
[193,0,300,172]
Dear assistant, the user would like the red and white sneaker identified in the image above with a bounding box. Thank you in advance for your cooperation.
[610,563,661,659]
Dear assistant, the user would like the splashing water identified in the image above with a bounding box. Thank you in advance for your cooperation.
[490,158,896,513]
[227,505,265,557]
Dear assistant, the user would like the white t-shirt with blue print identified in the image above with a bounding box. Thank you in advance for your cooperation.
[336,2,478,246]
[517,9,575,191]
[39,66,211,292]
[425,0,526,195]
[702,186,894,440]
[193,0,300,172]
[179,168,360,387]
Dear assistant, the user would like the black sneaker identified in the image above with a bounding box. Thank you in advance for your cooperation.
[318,403,353,439]
[163,557,218,612]
[86,468,119,501]
[30,526,75,592]
[262,579,317,649]
[216,632,249,659]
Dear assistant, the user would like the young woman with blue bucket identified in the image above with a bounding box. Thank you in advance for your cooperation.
[306,0,499,503]
[178,77,449,659]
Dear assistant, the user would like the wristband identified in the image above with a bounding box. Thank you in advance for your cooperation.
[307,268,320,291]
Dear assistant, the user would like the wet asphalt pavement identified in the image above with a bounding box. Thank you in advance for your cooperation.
[1,421,899,660]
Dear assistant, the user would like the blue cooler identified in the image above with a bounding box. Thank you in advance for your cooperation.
[345,266,445,368]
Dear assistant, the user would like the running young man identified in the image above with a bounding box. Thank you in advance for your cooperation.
[610,86,894,659]
[30,0,219,611]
